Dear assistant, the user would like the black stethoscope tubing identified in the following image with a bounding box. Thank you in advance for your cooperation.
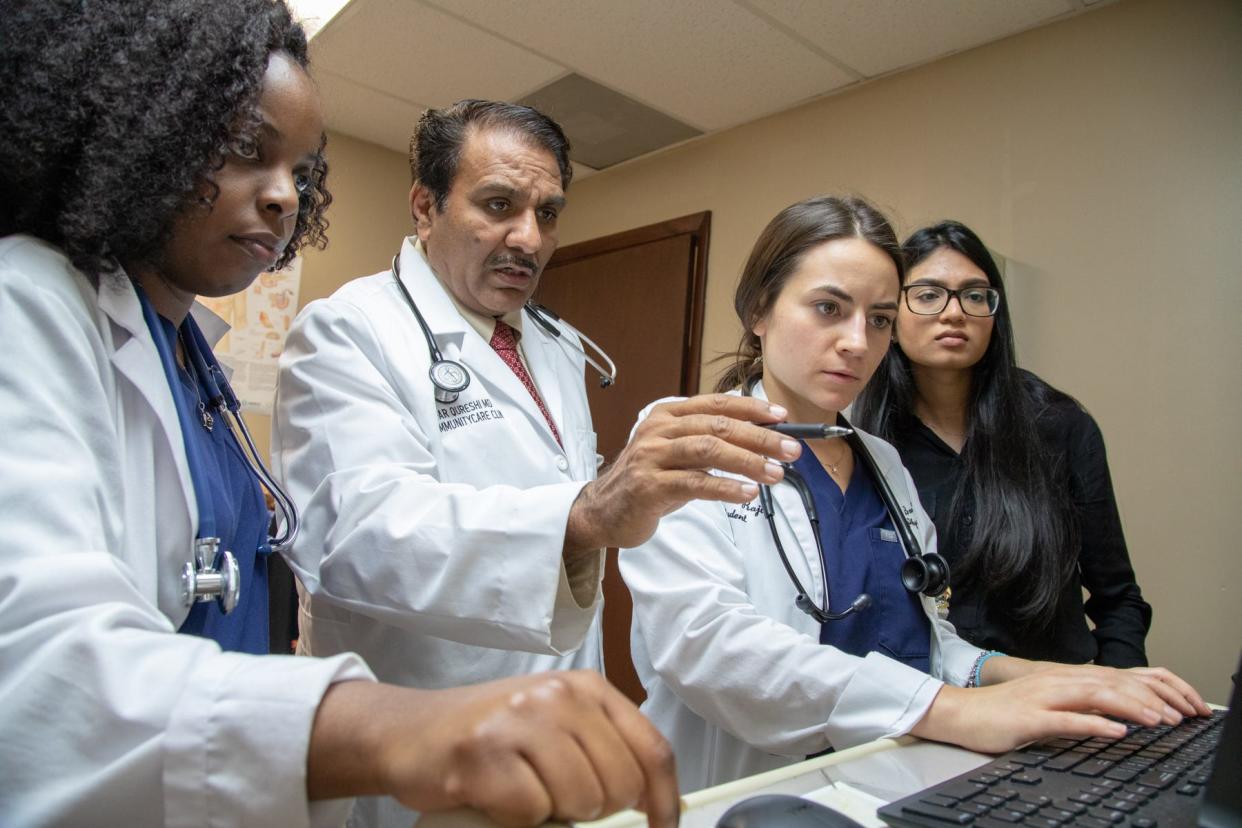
[391,251,616,403]
[746,381,949,624]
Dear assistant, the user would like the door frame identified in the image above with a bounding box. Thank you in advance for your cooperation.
[550,211,711,395]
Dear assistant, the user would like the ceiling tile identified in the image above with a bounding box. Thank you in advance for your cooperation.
[311,0,566,108]
[315,70,428,153]
[744,0,1076,77]
[423,0,858,131]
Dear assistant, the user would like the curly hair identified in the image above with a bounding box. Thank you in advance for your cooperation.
[0,0,329,278]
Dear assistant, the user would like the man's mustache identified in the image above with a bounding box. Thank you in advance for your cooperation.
[486,253,539,273]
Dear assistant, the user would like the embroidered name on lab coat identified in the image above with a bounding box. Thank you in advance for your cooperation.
[437,397,505,432]
[726,500,764,523]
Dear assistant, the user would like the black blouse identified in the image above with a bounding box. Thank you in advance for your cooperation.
[894,388,1152,667]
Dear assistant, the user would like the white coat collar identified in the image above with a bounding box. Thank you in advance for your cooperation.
[94,272,198,554]
[395,237,567,454]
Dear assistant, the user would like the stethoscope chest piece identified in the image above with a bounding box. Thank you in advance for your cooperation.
[181,537,241,614]
[428,358,471,404]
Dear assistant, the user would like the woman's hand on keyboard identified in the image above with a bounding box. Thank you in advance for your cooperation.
[910,662,1212,754]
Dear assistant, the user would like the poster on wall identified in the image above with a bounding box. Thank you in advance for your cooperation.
[198,257,302,415]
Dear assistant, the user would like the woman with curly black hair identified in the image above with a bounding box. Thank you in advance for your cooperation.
[0,2,679,826]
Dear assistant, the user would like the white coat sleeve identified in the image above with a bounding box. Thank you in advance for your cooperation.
[622,496,945,757]
[274,297,596,655]
[0,257,373,828]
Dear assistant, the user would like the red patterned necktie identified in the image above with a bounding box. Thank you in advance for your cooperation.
[489,320,562,448]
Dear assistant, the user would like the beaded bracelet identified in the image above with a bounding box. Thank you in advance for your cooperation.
[966,650,1004,688]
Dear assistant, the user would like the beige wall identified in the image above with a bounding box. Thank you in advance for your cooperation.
[243,129,411,459]
[555,0,1242,701]
[257,0,1240,701]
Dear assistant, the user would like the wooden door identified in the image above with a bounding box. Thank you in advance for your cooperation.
[535,212,710,704]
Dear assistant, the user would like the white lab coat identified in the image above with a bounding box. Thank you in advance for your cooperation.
[620,384,982,793]
[273,238,604,825]
[0,235,372,827]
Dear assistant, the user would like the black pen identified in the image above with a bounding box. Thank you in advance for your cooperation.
[765,423,853,439]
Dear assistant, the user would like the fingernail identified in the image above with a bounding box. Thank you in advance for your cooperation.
[1164,704,1181,721]
[1145,708,1161,724]
[740,482,759,497]
[764,461,783,480]
[768,404,787,418]
[780,438,798,456]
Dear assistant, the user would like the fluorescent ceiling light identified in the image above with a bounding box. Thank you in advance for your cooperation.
[288,0,352,40]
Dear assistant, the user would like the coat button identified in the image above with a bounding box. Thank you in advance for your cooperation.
[556,456,569,472]
[963,513,974,526]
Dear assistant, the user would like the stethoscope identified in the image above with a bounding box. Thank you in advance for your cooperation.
[138,289,299,616]
[391,252,617,403]
[745,382,949,624]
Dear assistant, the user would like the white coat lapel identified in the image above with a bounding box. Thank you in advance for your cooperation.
[95,277,197,532]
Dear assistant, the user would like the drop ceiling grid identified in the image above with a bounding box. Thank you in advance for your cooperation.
[421,0,857,131]
[743,0,1079,77]
[312,0,566,111]
[313,71,428,152]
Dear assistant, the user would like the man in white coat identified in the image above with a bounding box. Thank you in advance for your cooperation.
[274,100,799,826]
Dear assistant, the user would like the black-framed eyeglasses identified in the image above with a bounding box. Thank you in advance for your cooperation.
[901,284,1000,317]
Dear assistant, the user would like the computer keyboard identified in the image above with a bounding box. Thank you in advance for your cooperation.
[878,710,1227,828]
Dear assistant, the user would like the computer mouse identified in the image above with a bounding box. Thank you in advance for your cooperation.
[716,793,868,828]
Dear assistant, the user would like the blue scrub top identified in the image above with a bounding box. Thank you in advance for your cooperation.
[153,313,271,654]
[791,444,931,672]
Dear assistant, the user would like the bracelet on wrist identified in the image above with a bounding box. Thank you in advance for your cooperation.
[966,650,1004,688]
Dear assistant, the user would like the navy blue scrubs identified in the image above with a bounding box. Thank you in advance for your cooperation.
[149,311,272,654]
[790,445,931,672]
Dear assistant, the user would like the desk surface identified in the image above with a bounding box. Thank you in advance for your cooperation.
[419,736,993,828]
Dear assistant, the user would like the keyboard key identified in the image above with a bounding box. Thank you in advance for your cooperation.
[1096,779,1122,790]
[1087,808,1127,824]
[990,789,1018,802]
[1069,793,1102,806]
[1176,783,1200,796]
[1043,808,1079,822]
[1102,800,1138,813]
[924,794,962,808]
[1072,759,1117,778]
[1073,818,1114,828]
[969,775,999,786]
[1009,773,1043,786]
[1135,770,1179,790]
[1051,800,1087,815]
[1103,767,1140,783]
[1008,802,1039,815]
[988,810,1027,823]
[902,801,977,824]
[1009,752,1048,767]
[942,782,990,800]
[1022,818,1062,828]
[960,801,993,815]
[1130,819,1156,828]
[975,795,1008,808]
[1042,753,1086,771]
[1015,794,1052,808]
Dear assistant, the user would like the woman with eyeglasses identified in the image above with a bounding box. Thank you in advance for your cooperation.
[620,198,1206,793]
[853,221,1152,669]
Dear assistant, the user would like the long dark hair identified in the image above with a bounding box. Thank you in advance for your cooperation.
[0,0,329,279]
[716,195,904,392]
[853,220,1077,629]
